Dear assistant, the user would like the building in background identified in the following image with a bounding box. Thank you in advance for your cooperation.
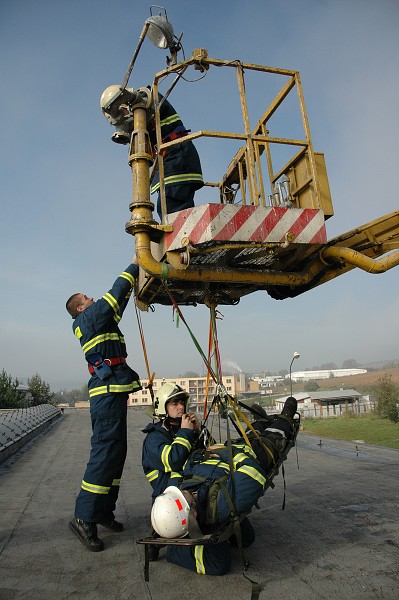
[128,374,247,413]
[274,389,371,419]
[291,368,367,382]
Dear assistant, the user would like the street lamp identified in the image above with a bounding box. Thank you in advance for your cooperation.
[289,352,300,397]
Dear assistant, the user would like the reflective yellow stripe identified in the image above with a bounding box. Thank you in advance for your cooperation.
[172,436,191,451]
[81,480,110,494]
[201,458,230,472]
[146,470,158,483]
[82,332,122,354]
[234,444,257,460]
[194,545,206,574]
[74,326,82,339]
[161,445,172,471]
[112,478,121,486]
[89,381,140,397]
[113,313,122,324]
[151,173,204,193]
[103,292,119,313]
[89,385,108,398]
[170,472,181,480]
[160,113,180,127]
[108,383,137,394]
[233,452,250,466]
[237,464,266,487]
[120,271,135,285]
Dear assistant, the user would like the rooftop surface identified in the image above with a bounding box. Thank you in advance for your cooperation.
[0,408,398,600]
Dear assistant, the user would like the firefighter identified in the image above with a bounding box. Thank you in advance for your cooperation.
[150,397,298,575]
[142,382,200,560]
[148,92,204,219]
[66,259,141,552]
[142,383,200,500]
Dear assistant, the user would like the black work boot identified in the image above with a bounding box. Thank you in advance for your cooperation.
[247,403,270,434]
[69,517,104,552]
[98,517,124,532]
[250,403,268,419]
[281,396,297,419]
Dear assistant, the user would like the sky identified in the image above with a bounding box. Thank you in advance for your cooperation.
[1,0,398,391]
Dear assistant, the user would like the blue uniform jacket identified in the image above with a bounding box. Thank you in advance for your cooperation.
[142,421,198,500]
[72,263,141,398]
[148,94,203,194]
[180,443,267,527]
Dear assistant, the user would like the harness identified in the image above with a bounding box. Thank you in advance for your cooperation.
[87,356,126,375]
[152,127,190,159]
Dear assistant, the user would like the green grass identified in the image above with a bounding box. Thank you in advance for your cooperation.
[301,413,399,449]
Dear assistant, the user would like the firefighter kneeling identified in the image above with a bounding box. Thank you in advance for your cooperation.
[150,397,298,575]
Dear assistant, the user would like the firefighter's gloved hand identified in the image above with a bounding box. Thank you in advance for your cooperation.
[181,412,200,431]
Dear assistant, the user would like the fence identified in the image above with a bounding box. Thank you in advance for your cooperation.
[298,401,375,420]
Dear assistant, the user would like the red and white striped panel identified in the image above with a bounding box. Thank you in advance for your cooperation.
[164,204,327,251]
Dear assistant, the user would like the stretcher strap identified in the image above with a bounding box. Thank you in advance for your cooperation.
[226,396,276,464]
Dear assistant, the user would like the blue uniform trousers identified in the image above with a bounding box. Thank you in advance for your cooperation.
[166,541,231,576]
[74,392,128,523]
[165,518,254,575]
[157,183,196,220]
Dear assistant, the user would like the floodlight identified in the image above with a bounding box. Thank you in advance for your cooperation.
[146,15,175,49]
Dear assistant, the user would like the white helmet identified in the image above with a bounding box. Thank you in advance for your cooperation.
[100,85,136,125]
[100,85,122,125]
[153,383,189,418]
[151,486,190,538]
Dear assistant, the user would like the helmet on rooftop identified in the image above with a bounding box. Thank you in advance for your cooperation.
[153,383,189,418]
[151,486,190,538]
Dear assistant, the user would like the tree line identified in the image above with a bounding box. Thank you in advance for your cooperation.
[0,369,54,409]
[0,369,91,409]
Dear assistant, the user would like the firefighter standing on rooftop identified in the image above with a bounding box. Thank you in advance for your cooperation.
[65,258,141,552]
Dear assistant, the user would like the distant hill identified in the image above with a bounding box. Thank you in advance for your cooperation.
[293,365,399,394]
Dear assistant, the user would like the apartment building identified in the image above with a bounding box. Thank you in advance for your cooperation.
[128,374,243,414]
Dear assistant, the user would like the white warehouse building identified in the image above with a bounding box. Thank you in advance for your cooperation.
[291,368,367,382]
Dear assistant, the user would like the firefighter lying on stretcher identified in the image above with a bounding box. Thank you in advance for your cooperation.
[149,397,299,576]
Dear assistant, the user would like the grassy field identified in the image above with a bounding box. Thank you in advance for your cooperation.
[301,413,399,449]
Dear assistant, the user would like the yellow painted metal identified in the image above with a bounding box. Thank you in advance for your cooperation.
[121,48,399,307]
[148,51,330,218]
[130,208,399,307]
[321,246,399,273]
[277,150,334,217]
[133,229,324,286]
